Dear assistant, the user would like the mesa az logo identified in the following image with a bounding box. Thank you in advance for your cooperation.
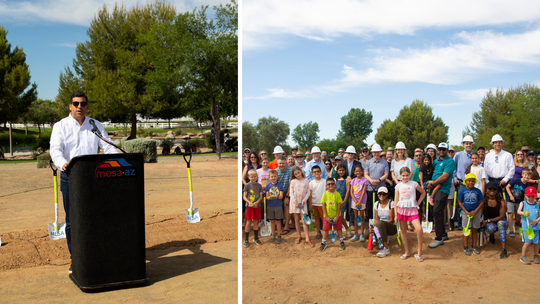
[95,158,137,179]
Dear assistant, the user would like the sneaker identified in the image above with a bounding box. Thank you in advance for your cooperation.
[68,266,72,274]
[472,245,480,255]
[489,233,495,244]
[350,235,359,242]
[376,248,387,258]
[339,241,346,251]
[520,256,531,265]
[243,239,249,247]
[464,246,471,256]
[359,234,365,242]
[346,230,352,238]
[500,249,507,259]
[276,236,282,244]
[319,242,328,252]
[431,235,449,241]
[509,231,516,238]
[429,239,444,248]
[534,255,540,264]
[253,238,262,245]
[385,247,390,256]
[270,235,275,242]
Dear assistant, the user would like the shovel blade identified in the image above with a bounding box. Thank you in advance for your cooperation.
[303,214,312,225]
[261,222,271,237]
[356,216,363,226]
[48,222,66,240]
[526,228,534,240]
[463,228,471,236]
[330,231,337,243]
[185,208,201,223]
[422,221,433,233]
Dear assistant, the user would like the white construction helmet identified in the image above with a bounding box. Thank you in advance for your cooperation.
[345,145,357,154]
[311,146,321,154]
[461,135,475,145]
[273,146,285,154]
[371,143,382,152]
[395,141,406,150]
[490,134,505,144]
[425,143,437,152]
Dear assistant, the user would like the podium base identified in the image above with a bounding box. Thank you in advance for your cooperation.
[69,274,149,291]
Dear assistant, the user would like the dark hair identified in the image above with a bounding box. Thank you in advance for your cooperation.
[353,165,363,174]
[70,91,88,103]
[248,152,260,166]
[312,165,321,172]
[326,178,335,184]
[484,182,504,212]
[465,153,480,174]
[277,156,287,162]
[420,155,433,177]
[336,163,347,178]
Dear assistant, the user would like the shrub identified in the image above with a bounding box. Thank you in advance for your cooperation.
[122,138,157,163]
[37,152,51,168]
[34,134,51,153]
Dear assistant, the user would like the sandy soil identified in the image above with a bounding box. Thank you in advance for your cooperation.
[243,224,539,303]
[0,154,238,303]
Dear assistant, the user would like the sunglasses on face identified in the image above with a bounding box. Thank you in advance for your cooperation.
[327,182,335,186]
[261,153,267,155]
[71,102,88,107]
[296,156,303,158]
[313,170,321,173]
[378,193,387,196]
[250,156,257,159]
[414,154,422,157]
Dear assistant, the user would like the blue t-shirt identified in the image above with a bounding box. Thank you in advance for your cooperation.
[507,178,530,203]
[432,155,456,195]
[458,187,484,212]
[265,182,284,208]
[521,201,540,231]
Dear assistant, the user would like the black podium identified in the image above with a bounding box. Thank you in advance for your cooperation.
[66,153,149,290]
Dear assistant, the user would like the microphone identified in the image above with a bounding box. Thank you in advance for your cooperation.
[89,119,126,153]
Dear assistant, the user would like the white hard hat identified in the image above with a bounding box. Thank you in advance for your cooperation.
[425,143,437,152]
[461,135,475,145]
[273,146,285,154]
[490,134,505,145]
[371,143,382,152]
[395,141,406,150]
[345,145,356,154]
[311,146,321,153]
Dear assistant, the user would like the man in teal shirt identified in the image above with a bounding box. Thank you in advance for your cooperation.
[427,143,456,248]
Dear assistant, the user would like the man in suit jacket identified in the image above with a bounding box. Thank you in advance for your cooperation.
[340,145,363,178]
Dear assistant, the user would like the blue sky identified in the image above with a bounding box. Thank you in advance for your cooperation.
[0,0,228,101]
[241,0,540,148]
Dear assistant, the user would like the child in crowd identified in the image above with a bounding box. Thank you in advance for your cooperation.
[517,186,540,264]
[506,169,533,237]
[309,165,326,240]
[289,166,313,247]
[395,167,426,262]
[350,165,368,242]
[466,153,486,195]
[481,181,508,259]
[335,164,351,237]
[320,178,344,252]
[243,169,264,247]
[265,170,284,244]
[419,155,439,204]
[457,173,484,255]
[257,158,271,190]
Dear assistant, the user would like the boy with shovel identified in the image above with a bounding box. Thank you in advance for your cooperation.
[319,178,344,252]
[517,186,540,264]
[457,173,484,256]
[243,170,264,247]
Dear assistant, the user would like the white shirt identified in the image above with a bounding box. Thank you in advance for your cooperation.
[50,114,118,171]
[309,178,327,207]
[484,149,515,182]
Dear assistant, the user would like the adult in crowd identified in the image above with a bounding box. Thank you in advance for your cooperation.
[291,147,299,165]
[340,146,362,178]
[521,145,530,156]
[330,152,337,168]
[287,155,295,168]
[476,146,486,167]
[385,148,395,198]
[448,146,455,159]
[359,147,370,168]
[370,187,396,258]
[295,152,307,173]
[338,148,345,159]
[305,150,312,162]
[512,150,526,179]
[412,150,423,182]
[412,148,423,164]
[427,143,456,248]
[481,181,509,259]
[259,150,268,159]
[527,150,536,169]
[484,134,515,195]
[305,146,328,181]
[276,157,293,234]
[269,146,286,170]
[243,148,251,164]
[452,135,475,230]
[324,158,337,179]
[242,152,261,185]
[534,152,540,191]
[390,142,414,230]
[425,144,437,161]
[364,144,389,221]
[321,150,328,162]
[50,91,119,274]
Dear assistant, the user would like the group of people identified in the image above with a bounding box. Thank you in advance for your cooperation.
[242,134,540,264]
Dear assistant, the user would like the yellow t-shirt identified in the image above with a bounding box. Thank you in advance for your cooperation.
[321,190,343,218]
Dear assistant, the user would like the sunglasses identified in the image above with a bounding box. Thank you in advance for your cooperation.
[517,154,524,156]
[71,101,88,107]
[414,154,422,157]
[377,193,388,196]
[327,182,335,186]
[261,153,267,155]
[250,156,257,159]
[295,156,304,158]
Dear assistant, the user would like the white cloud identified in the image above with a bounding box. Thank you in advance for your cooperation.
[243,0,540,51]
[0,0,227,26]
[451,89,490,101]
[244,88,312,100]
[56,42,76,48]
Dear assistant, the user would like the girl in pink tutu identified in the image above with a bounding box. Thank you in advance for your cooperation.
[395,167,426,261]
[290,166,314,247]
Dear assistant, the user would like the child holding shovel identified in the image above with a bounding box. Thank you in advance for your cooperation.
[517,186,540,264]
[265,170,284,244]
[243,170,264,247]
[457,173,484,256]
[320,178,344,252]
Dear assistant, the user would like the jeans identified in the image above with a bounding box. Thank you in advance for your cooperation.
[60,172,71,256]
[434,191,449,241]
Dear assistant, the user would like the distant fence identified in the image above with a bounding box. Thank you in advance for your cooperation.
[9,121,238,130]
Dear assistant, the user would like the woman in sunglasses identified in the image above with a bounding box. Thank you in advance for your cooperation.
[324,159,336,179]
[370,187,396,258]
[242,152,261,185]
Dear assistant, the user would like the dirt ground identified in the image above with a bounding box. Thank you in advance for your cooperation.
[243,223,539,303]
[0,154,237,303]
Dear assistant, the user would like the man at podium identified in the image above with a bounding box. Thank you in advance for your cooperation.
[49,91,118,274]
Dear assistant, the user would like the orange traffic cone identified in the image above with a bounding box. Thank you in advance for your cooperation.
[367,232,374,250]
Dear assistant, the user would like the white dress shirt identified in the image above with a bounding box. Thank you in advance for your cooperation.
[484,149,515,182]
[50,114,118,171]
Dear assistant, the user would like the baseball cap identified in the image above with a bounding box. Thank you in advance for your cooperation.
[525,186,537,197]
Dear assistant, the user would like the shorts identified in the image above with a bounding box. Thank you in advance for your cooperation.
[397,213,419,221]
[507,202,519,213]
[246,206,261,221]
[359,203,366,211]
[462,211,482,229]
[267,206,283,220]
[322,217,343,231]
[523,230,540,244]
[351,199,366,210]
[312,206,324,218]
